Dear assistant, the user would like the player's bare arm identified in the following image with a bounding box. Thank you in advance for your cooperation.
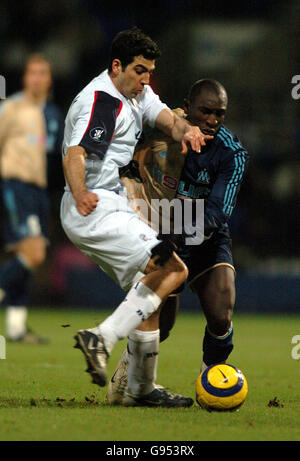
[155,108,213,154]
[63,145,99,216]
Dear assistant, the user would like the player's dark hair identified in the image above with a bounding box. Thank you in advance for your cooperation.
[108,27,161,72]
[188,79,227,104]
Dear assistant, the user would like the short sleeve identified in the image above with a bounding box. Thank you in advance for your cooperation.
[141,85,168,128]
[70,90,123,159]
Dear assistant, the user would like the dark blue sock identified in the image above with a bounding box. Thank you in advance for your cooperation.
[202,324,234,366]
[0,257,31,306]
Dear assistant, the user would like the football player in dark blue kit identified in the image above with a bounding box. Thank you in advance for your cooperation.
[175,79,249,371]
[107,78,249,404]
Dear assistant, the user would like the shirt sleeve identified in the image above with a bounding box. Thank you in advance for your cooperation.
[141,85,168,128]
[204,149,249,236]
[70,90,123,159]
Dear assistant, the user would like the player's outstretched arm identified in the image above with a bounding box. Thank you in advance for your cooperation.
[63,145,99,216]
[155,108,213,154]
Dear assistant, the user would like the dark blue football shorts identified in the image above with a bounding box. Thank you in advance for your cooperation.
[174,228,235,293]
[1,179,49,247]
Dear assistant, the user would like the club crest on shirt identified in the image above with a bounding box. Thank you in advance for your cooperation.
[197,168,210,185]
[139,234,153,241]
[89,125,106,143]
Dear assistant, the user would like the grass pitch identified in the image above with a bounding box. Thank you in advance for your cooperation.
[0,308,299,441]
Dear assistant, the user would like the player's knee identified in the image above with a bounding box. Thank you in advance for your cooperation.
[30,250,46,268]
[166,254,188,283]
[25,251,45,268]
[167,253,189,278]
[177,262,188,285]
[18,238,47,268]
[218,313,232,334]
[208,307,233,336]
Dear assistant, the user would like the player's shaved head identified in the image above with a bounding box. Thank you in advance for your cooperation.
[108,27,161,72]
[188,79,228,106]
[185,79,228,135]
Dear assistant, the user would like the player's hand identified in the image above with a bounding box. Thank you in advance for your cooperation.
[181,126,214,154]
[75,191,99,216]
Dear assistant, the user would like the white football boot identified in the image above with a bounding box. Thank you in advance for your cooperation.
[106,349,129,405]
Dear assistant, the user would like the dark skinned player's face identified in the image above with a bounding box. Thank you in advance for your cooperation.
[185,89,228,135]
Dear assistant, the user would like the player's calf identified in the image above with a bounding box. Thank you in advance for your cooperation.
[193,265,235,370]
[75,281,163,386]
[159,295,179,342]
[107,295,179,406]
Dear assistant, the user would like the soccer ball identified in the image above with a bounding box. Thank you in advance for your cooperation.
[196,364,248,411]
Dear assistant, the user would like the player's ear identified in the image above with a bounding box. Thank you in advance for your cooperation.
[111,59,123,76]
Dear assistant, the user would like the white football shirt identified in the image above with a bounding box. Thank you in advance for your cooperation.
[63,69,168,192]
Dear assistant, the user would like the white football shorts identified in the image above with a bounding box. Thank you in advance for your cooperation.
[60,188,159,291]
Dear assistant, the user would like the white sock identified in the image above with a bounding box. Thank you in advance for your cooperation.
[5,306,28,340]
[127,328,160,397]
[92,282,162,354]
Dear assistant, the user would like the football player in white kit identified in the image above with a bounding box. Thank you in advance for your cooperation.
[61,28,211,407]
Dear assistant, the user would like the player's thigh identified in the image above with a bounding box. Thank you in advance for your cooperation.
[185,230,235,310]
[71,210,159,291]
[193,264,235,299]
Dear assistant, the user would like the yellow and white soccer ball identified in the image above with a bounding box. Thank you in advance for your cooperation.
[196,364,248,411]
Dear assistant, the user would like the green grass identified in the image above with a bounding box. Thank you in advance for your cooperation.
[0,308,300,441]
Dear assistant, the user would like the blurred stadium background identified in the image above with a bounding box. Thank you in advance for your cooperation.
[1,0,299,313]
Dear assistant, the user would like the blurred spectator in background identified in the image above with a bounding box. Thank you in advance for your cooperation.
[0,53,63,342]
